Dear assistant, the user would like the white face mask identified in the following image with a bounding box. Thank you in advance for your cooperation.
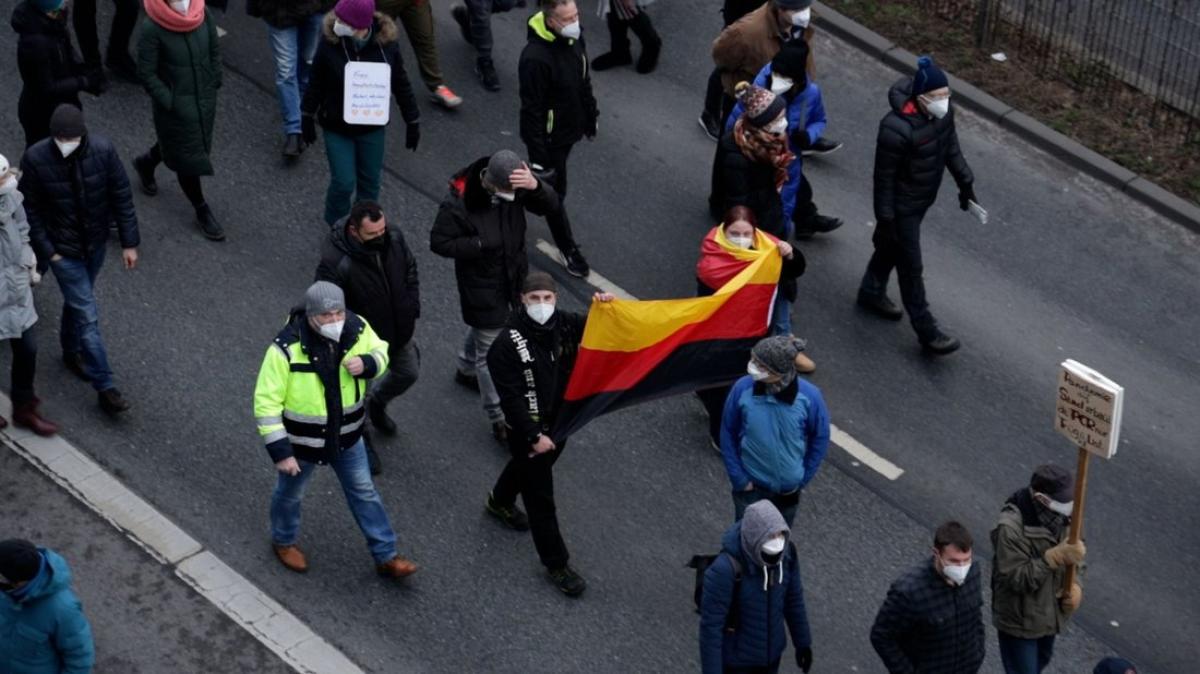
[941,560,971,586]
[923,96,950,119]
[493,190,516,202]
[728,235,754,249]
[317,319,344,341]
[526,302,555,325]
[770,75,794,96]
[558,20,581,40]
[55,139,81,158]
[333,20,358,37]
[791,8,810,28]
[0,176,17,196]
[761,536,786,556]
[765,117,788,135]
[747,360,772,381]
[169,0,190,14]
[1042,496,1074,517]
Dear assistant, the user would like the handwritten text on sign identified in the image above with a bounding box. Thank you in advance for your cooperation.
[343,62,390,126]
[1055,359,1124,459]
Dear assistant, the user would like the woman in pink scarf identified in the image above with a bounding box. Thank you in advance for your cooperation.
[131,0,226,241]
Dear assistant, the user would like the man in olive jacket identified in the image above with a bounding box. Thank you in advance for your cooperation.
[991,464,1086,674]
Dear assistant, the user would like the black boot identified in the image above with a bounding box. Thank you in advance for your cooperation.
[629,11,661,74]
[592,11,632,71]
[195,203,226,241]
[132,153,158,196]
[476,57,500,92]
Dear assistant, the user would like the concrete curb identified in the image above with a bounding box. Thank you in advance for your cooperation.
[0,395,364,674]
[813,2,1200,233]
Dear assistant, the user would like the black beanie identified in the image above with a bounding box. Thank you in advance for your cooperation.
[771,42,809,81]
[522,271,557,294]
[49,104,87,139]
[0,539,42,585]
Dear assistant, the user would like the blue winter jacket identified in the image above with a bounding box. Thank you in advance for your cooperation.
[727,63,828,223]
[0,549,94,674]
[699,521,812,673]
[720,375,831,494]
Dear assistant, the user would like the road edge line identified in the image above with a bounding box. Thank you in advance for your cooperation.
[0,394,363,674]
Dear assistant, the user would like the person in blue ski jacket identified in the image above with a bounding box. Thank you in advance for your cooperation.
[721,335,830,527]
[700,500,813,674]
[0,540,94,674]
[726,40,842,240]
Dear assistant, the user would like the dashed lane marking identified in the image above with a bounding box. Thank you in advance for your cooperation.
[534,240,906,481]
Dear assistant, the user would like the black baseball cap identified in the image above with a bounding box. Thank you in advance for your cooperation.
[1030,464,1074,502]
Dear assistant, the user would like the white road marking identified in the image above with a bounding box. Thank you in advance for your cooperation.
[534,241,906,480]
[0,394,363,674]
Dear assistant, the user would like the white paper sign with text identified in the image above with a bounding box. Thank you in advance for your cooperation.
[1055,359,1124,459]
[343,62,390,126]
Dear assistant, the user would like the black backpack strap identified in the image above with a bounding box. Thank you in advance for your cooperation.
[722,552,743,632]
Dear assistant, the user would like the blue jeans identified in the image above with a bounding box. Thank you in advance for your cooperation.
[270,439,398,564]
[322,128,386,225]
[50,247,114,391]
[997,632,1056,674]
[769,292,791,336]
[267,13,324,135]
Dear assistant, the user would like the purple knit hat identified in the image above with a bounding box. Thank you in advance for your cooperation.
[335,0,376,30]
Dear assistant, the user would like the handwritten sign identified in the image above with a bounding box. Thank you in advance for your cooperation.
[343,62,390,126]
[1055,359,1124,459]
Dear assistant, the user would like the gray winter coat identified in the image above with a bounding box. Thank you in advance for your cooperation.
[0,189,38,340]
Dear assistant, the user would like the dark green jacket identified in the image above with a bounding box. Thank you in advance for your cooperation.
[990,491,1077,639]
[136,11,221,177]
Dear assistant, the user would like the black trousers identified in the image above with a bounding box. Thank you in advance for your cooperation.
[527,143,579,254]
[73,0,140,67]
[859,212,938,340]
[492,436,570,570]
[792,176,819,231]
[8,327,38,406]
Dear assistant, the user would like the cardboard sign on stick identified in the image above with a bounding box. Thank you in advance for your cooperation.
[1055,359,1124,459]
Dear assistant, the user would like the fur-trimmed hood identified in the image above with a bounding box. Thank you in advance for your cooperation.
[321,10,399,45]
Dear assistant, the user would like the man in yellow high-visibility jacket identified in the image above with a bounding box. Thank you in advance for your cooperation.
[253,281,417,578]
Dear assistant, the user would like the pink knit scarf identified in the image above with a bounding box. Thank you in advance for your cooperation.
[143,0,206,33]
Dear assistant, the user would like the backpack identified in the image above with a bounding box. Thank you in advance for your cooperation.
[687,552,744,633]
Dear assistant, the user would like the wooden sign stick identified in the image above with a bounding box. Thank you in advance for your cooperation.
[1062,446,1091,592]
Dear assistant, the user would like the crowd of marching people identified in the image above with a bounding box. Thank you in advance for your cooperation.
[0,0,1140,672]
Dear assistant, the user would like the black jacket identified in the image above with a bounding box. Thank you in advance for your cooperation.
[873,78,974,222]
[11,2,87,137]
[301,12,419,137]
[316,220,419,350]
[430,156,560,329]
[870,559,986,674]
[518,12,599,159]
[487,308,587,447]
[715,132,786,239]
[246,0,334,28]
[20,134,139,262]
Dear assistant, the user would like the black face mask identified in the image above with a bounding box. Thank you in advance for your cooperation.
[363,234,388,251]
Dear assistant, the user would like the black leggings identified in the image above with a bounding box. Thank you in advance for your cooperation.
[8,327,38,406]
[147,144,206,207]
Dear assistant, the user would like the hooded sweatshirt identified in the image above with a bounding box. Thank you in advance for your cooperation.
[0,549,94,674]
[699,501,811,673]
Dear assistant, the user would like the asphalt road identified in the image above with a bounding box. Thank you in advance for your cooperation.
[2,0,1197,671]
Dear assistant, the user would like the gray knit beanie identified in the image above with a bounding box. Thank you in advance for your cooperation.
[304,281,345,317]
[484,150,523,191]
[751,335,806,387]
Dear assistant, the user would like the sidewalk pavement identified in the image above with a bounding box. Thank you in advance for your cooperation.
[0,443,294,674]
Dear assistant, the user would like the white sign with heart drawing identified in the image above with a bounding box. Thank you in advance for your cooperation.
[343,61,390,126]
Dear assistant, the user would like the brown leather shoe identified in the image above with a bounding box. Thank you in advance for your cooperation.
[272,544,308,573]
[13,399,59,437]
[794,352,816,374]
[376,556,418,579]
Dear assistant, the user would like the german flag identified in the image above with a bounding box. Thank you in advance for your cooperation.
[552,228,781,441]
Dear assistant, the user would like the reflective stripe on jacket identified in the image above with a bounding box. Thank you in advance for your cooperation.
[253,310,389,464]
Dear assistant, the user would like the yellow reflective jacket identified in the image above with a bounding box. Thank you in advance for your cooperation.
[253,310,389,464]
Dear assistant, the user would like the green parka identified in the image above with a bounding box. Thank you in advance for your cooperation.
[136,10,221,177]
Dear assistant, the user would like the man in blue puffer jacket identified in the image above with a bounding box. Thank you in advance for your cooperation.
[0,539,95,674]
[700,500,813,673]
[726,41,843,241]
[721,335,830,527]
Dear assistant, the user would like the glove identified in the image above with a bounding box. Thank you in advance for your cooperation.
[958,185,976,211]
[586,118,598,140]
[791,129,812,151]
[1060,582,1083,615]
[81,69,108,96]
[874,217,898,246]
[796,646,813,673]
[405,123,420,151]
[301,115,317,145]
[1043,540,1086,569]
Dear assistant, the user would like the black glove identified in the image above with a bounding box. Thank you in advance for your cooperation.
[958,185,976,211]
[797,647,812,672]
[81,70,108,96]
[405,123,420,151]
[301,115,317,145]
[790,129,812,151]
[874,217,898,246]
